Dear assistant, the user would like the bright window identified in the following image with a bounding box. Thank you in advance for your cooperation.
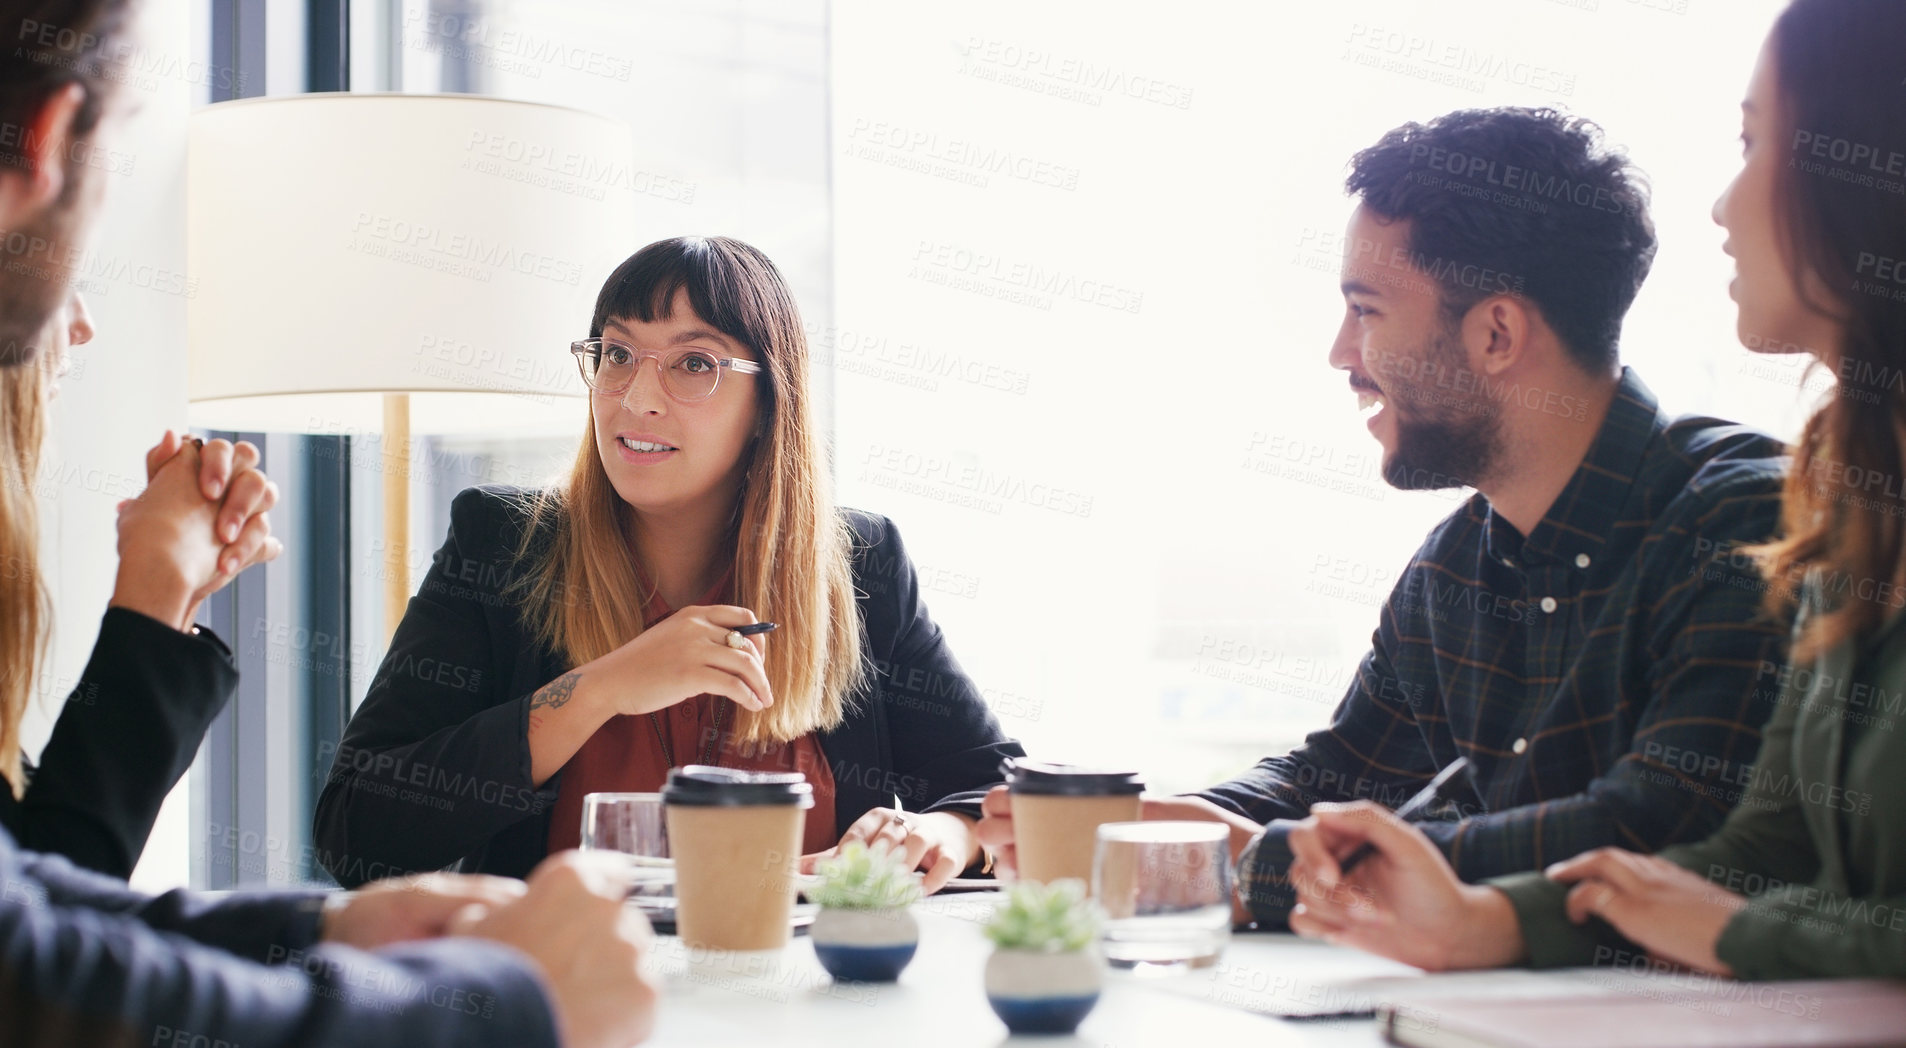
[828,0,1804,791]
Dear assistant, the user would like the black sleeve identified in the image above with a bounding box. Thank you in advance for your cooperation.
[2,607,238,879]
[851,512,1024,821]
[3,832,558,1048]
[313,488,557,887]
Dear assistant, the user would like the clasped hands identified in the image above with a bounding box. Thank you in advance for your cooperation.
[110,430,282,632]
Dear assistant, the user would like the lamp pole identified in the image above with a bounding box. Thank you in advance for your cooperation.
[382,392,410,644]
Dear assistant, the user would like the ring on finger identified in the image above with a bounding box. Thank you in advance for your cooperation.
[1590,884,1616,914]
[725,629,751,651]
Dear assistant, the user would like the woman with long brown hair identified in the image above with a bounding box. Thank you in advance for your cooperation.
[0,291,284,877]
[1280,0,1906,979]
[317,236,1024,891]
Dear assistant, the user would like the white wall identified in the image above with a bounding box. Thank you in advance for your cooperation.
[23,0,196,892]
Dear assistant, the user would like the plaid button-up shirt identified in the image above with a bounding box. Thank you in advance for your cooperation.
[1206,368,1792,922]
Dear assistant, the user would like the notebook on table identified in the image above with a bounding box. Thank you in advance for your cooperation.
[1380,978,1906,1048]
[1166,963,1662,1021]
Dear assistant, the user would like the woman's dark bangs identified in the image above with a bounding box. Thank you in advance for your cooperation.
[591,238,771,353]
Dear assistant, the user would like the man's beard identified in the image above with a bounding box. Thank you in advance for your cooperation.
[0,164,88,368]
[1381,328,1501,492]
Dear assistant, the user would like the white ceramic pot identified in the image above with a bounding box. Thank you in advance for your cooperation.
[811,907,919,982]
[984,947,1103,1034]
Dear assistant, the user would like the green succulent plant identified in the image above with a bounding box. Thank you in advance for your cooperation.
[984,879,1101,952]
[808,840,924,910]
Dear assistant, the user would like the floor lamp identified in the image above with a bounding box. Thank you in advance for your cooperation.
[187,93,634,642]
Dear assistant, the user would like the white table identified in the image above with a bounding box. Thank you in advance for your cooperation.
[639,893,1414,1047]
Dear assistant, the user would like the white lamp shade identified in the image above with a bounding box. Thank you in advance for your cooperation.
[187,93,637,435]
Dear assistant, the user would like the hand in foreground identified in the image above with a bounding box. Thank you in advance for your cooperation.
[320,872,527,950]
[803,808,977,894]
[974,785,1016,880]
[1286,800,1523,971]
[447,851,657,1048]
[1546,848,1744,976]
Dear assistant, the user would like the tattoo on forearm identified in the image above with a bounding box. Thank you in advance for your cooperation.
[530,671,581,712]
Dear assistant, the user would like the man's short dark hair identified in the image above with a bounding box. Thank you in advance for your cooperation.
[1346,107,1657,373]
[0,0,136,172]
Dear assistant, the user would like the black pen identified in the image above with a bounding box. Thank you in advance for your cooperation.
[1336,756,1472,875]
[733,622,778,636]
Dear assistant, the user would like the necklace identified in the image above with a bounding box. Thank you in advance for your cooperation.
[649,696,726,769]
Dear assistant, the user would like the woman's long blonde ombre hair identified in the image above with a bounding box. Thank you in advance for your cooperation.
[0,354,50,796]
[512,236,864,745]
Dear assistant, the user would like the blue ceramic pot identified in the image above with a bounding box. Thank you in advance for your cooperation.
[984,947,1103,1034]
[810,906,919,983]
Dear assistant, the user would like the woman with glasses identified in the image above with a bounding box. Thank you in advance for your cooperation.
[315,236,1024,891]
[1280,0,1906,980]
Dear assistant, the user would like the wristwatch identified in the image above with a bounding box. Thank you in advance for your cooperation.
[1233,827,1267,908]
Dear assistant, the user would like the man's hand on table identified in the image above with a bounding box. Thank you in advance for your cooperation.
[320,871,527,950]
[447,851,658,1048]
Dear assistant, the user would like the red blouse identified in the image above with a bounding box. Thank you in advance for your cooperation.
[546,572,839,856]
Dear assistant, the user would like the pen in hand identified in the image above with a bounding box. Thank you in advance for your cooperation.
[1335,756,1472,876]
[732,621,778,637]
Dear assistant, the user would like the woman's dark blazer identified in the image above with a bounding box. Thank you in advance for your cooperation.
[0,609,238,879]
[313,485,1024,887]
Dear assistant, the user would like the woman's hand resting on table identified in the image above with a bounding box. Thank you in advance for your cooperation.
[1545,848,1745,976]
[803,808,980,895]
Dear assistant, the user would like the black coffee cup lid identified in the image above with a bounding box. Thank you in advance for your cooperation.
[1001,758,1145,796]
[661,765,815,808]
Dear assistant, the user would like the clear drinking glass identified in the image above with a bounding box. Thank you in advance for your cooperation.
[580,791,673,900]
[1092,821,1232,971]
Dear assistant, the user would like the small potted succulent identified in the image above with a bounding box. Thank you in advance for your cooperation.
[807,840,923,982]
[983,879,1104,1035]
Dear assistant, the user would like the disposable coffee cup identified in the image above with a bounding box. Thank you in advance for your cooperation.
[662,765,813,951]
[1004,758,1145,892]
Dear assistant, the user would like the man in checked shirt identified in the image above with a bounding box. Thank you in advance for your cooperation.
[978,106,1791,928]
